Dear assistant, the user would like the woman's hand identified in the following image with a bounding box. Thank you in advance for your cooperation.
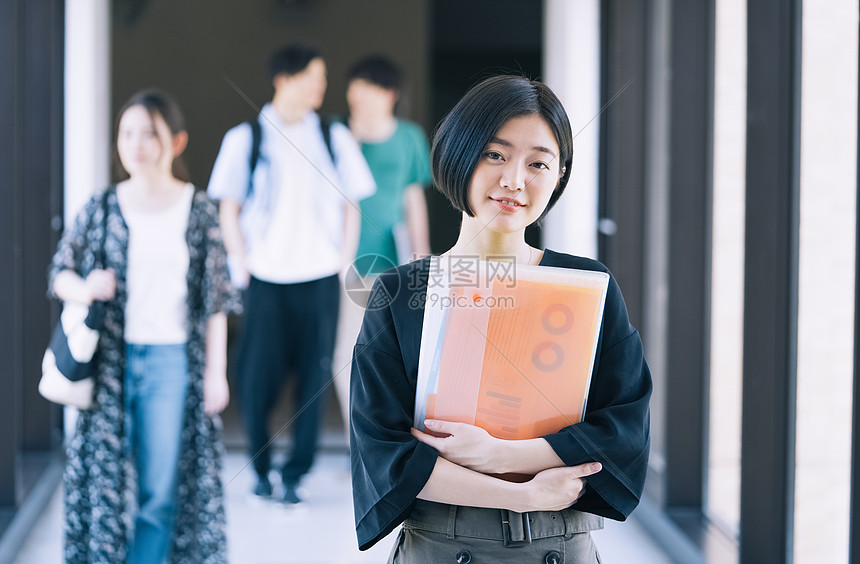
[203,368,229,415]
[411,420,504,474]
[203,313,228,415]
[84,269,116,302]
[517,462,602,513]
[412,419,569,476]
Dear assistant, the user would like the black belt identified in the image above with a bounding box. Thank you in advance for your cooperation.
[501,509,532,547]
[405,500,603,547]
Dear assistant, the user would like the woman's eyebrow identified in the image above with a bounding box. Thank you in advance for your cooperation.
[532,145,557,156]
[489,137,557,157]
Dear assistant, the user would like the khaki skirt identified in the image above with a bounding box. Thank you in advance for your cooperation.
[389,500,604,564]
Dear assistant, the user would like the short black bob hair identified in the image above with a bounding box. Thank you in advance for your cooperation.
[267,43,322,82]
[431,75,573,223]
[347,55,403,92]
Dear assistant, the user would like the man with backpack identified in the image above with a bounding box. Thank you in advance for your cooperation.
[207,43,375,504]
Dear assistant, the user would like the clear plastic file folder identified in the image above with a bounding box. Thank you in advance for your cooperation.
[415,256,610,441]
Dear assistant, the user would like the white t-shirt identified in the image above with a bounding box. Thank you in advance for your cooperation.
[207,105,376,284]
[121,184,194,344]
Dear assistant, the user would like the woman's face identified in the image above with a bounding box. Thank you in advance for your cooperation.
[116,105,176,178]
[466,114,563,234]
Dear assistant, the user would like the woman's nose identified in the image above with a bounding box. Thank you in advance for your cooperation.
[127,133,144,149]
[500,164,527,191]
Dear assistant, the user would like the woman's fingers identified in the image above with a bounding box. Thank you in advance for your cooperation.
[85,269,117,301]
[410,427,472,461]
[570,462,602,479]
[423,419,461,435]
[411,427,443,448]
[204,373,230,415]
[525,462,604,511]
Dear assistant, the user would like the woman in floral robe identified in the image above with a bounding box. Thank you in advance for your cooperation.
[49,90,241,563]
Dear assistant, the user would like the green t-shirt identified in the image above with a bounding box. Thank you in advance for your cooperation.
[355,119,431,274]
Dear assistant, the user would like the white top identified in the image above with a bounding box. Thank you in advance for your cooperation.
[207,105,376,284]
[121,184,194,344]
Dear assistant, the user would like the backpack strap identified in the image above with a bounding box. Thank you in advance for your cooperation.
[246,117,262,198]
[319,115,336,166]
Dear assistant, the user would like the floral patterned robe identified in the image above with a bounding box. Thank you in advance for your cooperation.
[49,186,241,563]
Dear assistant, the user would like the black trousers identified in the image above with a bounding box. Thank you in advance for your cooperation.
[237,274,340,485]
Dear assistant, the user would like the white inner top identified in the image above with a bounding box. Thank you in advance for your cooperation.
[122,184,194,344]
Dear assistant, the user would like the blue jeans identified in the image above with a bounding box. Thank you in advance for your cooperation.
[125,343,189,564]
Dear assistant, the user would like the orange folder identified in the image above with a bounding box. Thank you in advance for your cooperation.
[415,258,609,441]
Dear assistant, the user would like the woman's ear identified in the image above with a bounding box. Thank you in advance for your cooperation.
[172,131,189,158]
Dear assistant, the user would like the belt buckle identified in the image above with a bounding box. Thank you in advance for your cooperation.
[501,510,532,547]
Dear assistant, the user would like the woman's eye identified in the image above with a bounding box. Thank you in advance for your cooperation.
[531,161,550,170]
[483,150,503,161]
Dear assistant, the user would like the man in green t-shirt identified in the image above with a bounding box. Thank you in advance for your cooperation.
[333,55,432,432]
[345,56,432,272]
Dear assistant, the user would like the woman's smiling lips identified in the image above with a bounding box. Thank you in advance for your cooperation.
[490,196,526,212]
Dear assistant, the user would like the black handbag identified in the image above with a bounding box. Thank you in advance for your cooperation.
[39,191,109,409]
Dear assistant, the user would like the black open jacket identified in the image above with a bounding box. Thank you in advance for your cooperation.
[350,250,652,551]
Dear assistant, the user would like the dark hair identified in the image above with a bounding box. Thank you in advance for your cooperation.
[113,88,190,182]
[346,55,403,91]
[431,75,573,223]
[267,43,322,82]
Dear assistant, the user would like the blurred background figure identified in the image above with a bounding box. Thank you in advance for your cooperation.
[346,55,432,268]
[50,89,239,563]
[207,43,375,506]
[332,55,432,434]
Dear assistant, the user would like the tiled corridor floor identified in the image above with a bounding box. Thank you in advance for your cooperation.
[14,451,674,563]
